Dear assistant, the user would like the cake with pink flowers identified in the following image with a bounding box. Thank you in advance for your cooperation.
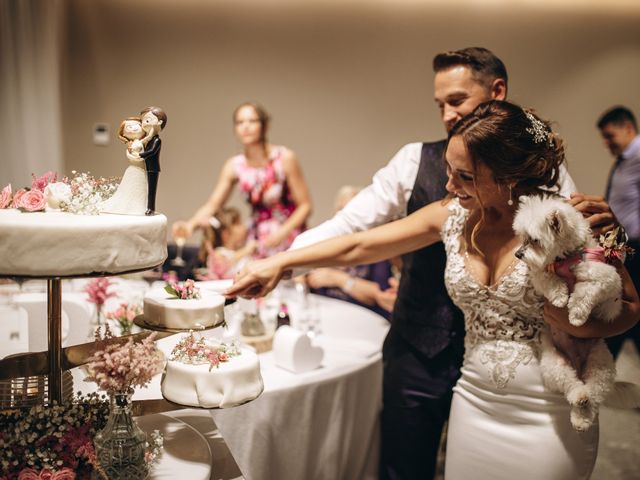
[161,332,263,408]
[142,280,226,330]
[0,173,167,278]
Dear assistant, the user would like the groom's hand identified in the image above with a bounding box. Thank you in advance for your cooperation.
[569,192,617,237]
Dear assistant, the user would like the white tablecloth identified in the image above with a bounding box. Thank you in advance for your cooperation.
[210,295,389,480]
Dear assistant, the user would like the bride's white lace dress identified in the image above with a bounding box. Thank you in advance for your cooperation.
[442,199,598,480]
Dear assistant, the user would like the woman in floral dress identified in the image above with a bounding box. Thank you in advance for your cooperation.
[173,102,312,257]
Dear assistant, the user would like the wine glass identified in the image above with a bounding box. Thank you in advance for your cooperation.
[141,265,163,289]
[171,236,186,267]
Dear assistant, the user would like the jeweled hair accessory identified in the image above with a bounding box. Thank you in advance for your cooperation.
[209,215,221,229]
[525,111,553,147]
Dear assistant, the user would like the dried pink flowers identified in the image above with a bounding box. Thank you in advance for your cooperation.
[85,326,165,393]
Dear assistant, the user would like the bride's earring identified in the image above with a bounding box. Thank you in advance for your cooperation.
[507,185,514,206]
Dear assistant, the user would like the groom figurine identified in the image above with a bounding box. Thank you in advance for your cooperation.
[290,47,614,479]
[139,106,167,215]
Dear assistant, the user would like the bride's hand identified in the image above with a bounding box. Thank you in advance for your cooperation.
[224,257,284,299]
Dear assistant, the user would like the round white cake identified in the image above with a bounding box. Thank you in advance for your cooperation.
[161,335,263,408]
[0,209,167,277]
[143,285,225,329]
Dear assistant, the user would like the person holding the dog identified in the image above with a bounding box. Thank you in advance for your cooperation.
[290,47,614,480]
[227,100,640,480]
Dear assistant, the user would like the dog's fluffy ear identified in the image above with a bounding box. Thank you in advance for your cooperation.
[547,210,562,234]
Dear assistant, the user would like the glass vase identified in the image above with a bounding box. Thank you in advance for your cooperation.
[94,388,148,479]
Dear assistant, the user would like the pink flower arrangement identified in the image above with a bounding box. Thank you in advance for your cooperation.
[85,277,116,309]
[105,301,142,335]
[84,325,165,393]
[0,393,109,479]
[0,184,11,208]
[170,332,239,371]
[31,171,57,192]
[18,467,76,479]
[164,278,201,300]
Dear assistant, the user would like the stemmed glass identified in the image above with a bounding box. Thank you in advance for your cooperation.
[141,265,163,289]
[171,237,186,267]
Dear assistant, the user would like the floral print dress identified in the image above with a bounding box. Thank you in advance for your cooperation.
[233,146,304,258]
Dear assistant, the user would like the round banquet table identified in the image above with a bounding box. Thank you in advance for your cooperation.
[21,280,390,480]
[209,293,390,480]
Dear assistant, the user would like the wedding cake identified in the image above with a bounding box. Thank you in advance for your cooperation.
[142,280,226,329]
[0,209,167,277]
[161,332,263,408]
[0,170,167,278]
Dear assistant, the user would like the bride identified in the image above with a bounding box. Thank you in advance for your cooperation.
[100,117,148,215]
[226,100,640,479]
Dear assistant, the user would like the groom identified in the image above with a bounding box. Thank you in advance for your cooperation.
[290,47,614,479]
[139,106,167,215]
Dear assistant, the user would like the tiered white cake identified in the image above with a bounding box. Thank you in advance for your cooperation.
[0,209,167,277]
[161,333,263,408]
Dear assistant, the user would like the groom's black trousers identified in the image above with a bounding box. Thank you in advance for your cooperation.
[380,327,464,480]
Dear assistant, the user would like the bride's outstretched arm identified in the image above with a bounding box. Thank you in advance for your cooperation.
[225,199,451,298]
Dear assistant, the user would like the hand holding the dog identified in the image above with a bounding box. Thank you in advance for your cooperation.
[569,193,617,237]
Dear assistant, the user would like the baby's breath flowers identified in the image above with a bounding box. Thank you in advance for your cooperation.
[0,393,109,479]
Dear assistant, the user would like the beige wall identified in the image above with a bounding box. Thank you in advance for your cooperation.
[61,0,640,239]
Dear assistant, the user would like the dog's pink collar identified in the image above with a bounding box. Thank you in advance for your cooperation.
[546,247,606,292]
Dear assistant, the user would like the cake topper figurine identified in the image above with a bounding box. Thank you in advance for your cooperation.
[139,106,167,215]
[100,116,149,215]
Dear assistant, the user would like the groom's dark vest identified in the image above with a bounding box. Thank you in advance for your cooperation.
[390,141,465,358]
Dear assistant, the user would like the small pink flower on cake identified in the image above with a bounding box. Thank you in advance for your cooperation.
[11,187,27,208]
[0,183,11,208]
[31,171,57,192]
[18,188,47,212]
[164,278,201,300]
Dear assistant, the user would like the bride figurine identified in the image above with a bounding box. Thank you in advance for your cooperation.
[100,117,149,215]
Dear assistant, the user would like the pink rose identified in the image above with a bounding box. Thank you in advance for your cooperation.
[0,184,11,208]
[50,468,76,480]
[17,469,40,480]
[20,189,46,212]
[12,188,27,208]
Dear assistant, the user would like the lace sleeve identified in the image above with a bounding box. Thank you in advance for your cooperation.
[441,198,467,256]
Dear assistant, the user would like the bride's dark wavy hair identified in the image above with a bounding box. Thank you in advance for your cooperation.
[447,100,566,252]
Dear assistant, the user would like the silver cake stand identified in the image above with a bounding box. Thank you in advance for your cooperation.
[0,266,166,408]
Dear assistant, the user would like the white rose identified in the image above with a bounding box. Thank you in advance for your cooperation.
[44,182,72,211]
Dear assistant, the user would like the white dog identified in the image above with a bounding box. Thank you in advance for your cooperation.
[513,194,631,431]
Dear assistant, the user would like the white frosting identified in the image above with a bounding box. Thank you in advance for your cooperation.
[143,286,225,329]
[161,346,263,408]
[0,209,167,277]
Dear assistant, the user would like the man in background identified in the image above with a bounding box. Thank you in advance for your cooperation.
[598,106,640,357]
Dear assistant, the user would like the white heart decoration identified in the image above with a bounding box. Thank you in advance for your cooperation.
[273,325,324,373]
